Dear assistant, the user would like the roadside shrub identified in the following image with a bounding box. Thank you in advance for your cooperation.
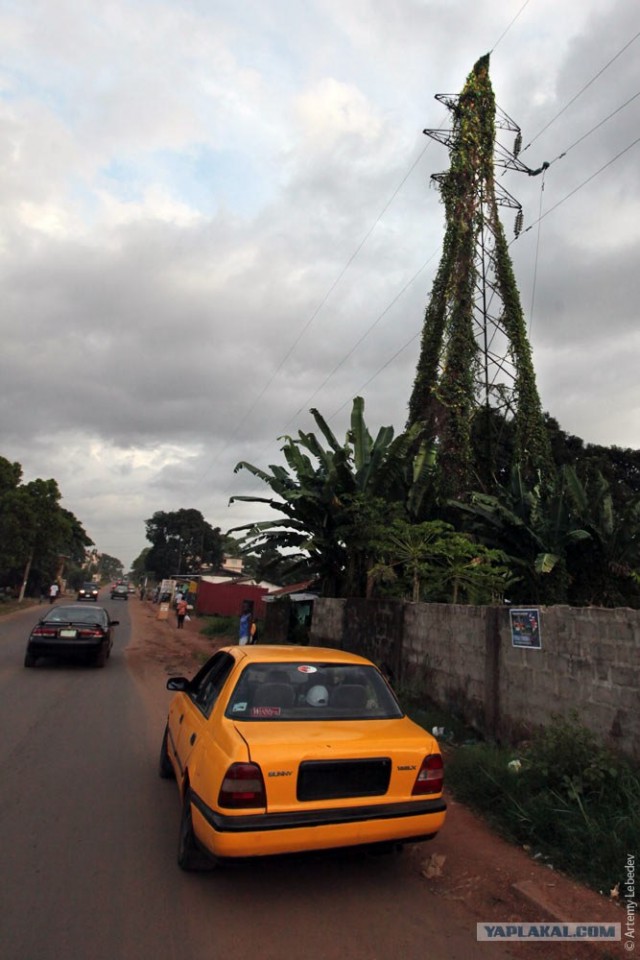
[200,615,237,638]
[445,712,640,893]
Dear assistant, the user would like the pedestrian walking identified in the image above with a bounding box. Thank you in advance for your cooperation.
[48,583,59,604]
[176,597,188,629]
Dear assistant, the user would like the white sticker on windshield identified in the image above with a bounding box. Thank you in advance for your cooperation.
[297,665,317,674]
[232,702,248,712]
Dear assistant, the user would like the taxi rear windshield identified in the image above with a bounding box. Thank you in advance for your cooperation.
[225,662,402,721]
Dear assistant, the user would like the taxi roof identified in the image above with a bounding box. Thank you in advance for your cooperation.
[223,645,374,666]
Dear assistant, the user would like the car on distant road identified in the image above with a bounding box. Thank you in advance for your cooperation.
[77,582,99,602]
[159,645,446,871]
[111,584,129,601]
[24,604,119,668]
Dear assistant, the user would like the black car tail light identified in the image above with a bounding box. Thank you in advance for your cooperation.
[31,627,57,638]
[218,763,266,808]
[412,754,444,796]
[78,628,104,638]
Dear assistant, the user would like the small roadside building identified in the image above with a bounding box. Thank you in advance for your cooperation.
[263,581,319,644]
[195,575,279,620]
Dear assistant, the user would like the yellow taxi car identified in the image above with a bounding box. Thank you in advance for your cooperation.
[159,645,446,870]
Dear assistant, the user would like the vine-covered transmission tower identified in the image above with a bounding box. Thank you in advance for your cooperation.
[407,54,553,497]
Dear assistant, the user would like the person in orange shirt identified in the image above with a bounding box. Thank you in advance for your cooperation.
[176,597,188,629]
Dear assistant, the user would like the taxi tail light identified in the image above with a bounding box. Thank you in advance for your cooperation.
[218,763,266,808]
[412,754,444,795]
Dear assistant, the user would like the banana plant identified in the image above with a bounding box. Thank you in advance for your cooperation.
[229,398,438,596]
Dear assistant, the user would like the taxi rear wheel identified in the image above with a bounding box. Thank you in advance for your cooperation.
[159,726,175,779]
[177,788,216,871]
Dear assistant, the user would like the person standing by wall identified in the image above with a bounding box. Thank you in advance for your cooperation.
[238,609,251,645]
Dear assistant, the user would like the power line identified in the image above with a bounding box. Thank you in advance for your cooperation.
[490,0,533,53]
[522,28,640,152]
[282,251,438,429]
[197,137,433,483]
[528,170,547,337]
[522,134,640,234]
[331,134,640,419]
[330,330,421,419]
[546,88,640,166]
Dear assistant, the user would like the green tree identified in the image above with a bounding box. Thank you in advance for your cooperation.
[131,547,151,581]
[0,473,92,598]
[145,509,223,580]
[94,553,124,583]
[369,518,511,603]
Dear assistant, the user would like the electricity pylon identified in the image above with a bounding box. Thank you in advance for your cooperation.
[407,54,553,498]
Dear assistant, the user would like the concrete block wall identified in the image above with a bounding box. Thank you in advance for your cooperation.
[310,597,640,758]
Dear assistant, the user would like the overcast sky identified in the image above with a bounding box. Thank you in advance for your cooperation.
[1,0,639,568]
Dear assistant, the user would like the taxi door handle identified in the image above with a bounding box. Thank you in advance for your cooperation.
[190,733,196,746]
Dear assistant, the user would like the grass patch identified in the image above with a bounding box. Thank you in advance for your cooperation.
[399,690,481,744]
[444,712,640,894]
[0,597,40,616]
[199,615,238,638]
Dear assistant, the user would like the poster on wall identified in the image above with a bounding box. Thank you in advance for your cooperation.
[509,608,542,649]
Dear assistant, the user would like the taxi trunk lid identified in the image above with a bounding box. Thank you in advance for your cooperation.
[234,717,438,809]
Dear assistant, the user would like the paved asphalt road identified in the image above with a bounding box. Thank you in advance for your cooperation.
[0,598,517,960]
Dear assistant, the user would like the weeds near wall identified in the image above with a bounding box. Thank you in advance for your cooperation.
[200,615,238,638]
[445,712,640,893]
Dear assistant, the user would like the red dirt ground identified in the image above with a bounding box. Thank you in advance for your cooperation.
[129,598,625,960]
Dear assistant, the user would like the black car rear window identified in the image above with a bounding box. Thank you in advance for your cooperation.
[225,662,402,721]
[44,606,107,625]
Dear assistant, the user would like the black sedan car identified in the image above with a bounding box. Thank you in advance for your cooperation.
[24,604,119,668]
[77,582,99,601]
[110,584,128,601]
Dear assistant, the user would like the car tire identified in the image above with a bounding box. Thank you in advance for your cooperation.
[94,646,107,668]
[24,652,37,668]
[177,788,215,871]
[159,726,175,780]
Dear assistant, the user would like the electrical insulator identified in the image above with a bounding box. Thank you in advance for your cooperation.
[514,209,524,237]
[513,131,522,157]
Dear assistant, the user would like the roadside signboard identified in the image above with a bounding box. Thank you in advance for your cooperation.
[509,608,542,649]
